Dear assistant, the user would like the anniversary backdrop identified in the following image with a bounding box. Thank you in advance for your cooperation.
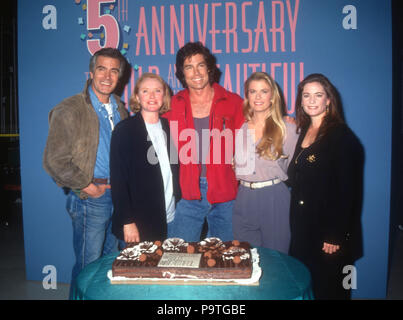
[17,0,392,298]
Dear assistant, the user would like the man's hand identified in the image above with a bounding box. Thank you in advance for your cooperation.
[82,183,110,198]
[123,223,140,243]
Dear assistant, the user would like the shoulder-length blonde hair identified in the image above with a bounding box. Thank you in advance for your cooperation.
[243,72,286,160]
[129,73,171,114]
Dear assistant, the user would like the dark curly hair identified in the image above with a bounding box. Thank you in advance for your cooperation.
[175,42,222,88]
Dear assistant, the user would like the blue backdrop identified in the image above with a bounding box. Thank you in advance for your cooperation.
[18,0,392,298]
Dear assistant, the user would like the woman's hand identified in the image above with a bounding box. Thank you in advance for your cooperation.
[123,223,140,243]
[322,242,340,254]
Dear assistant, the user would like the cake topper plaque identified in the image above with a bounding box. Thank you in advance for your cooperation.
[158,253,202,268]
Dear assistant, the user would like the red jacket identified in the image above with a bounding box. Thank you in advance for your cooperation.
[163,83,244,204]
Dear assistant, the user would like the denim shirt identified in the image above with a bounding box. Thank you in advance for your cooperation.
[89,86,122,179]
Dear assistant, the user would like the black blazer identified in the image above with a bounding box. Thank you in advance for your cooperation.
[287,123,364,262]
[110,113,181,241]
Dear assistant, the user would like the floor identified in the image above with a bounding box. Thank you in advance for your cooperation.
[0,200,69,299]
[387,229,403,300]
[0,199,402,300]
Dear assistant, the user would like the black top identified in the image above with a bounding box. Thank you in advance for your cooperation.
[110,113,181,241]
[287,123,364,262]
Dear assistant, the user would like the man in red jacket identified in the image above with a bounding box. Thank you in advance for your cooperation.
[163,42,244,241]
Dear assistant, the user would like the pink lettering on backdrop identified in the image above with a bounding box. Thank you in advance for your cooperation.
[128,1,299,56]
[283,62,288,105]
[167,64,182,89]
[122,68,131,109]
[167,64,176,89]
[224,2,238,53]
[92,0,303,113]
[251,63,260,73]
[236,64,241,94]
[289,62,295,113]
[219,62,304,111]
[192,4,209,45]
[170,5,185,54]
[210,3,222,54]
[241,1,253,53]
[148,66,160,74]
[271,1,285,52]
[152,6,165,55]
[243,63,248,83]
[86,0,120,55]
[254,1,270,53]
[286,0,299,52]
[271,63,282,81]
[136,7,150,55]
[224,64,233,92]
[189,4,195,42]
[117,0,128,22]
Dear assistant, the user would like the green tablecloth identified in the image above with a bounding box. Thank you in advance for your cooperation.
[72,247,314,300]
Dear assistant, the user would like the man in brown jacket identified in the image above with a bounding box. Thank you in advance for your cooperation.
[43,48,128,291]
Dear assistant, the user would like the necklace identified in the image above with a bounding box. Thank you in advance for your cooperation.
[294,147,305,164]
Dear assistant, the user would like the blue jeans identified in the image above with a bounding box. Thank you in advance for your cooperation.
[168,178,234,242]
[66,189,118,282]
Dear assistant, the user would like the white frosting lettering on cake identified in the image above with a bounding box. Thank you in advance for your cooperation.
[158,252,202,268]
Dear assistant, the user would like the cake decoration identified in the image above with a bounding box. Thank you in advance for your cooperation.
[111,237,256,282]
[162,238,188,251]
[117,241,158,261]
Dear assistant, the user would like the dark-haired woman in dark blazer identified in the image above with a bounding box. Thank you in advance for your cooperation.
[110,73,181,246]
[287,73,364,300]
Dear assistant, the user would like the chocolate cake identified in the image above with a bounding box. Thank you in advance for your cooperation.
[112,237,253,280]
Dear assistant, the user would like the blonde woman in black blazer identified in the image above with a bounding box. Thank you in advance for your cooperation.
[110,73,181,246]
[287,74,364,300]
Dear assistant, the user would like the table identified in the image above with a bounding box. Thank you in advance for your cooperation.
[72,247,314,300]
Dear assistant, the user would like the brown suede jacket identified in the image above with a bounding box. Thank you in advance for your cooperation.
[43,80,129,199]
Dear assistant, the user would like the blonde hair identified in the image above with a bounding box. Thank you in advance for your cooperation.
[129,73,171,114]
[243,72,286,160]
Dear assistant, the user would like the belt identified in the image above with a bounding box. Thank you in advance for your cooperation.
[92,178,110,184]
[240,178,281,189]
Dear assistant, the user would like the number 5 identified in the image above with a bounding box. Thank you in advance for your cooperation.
[87,0,120,55]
